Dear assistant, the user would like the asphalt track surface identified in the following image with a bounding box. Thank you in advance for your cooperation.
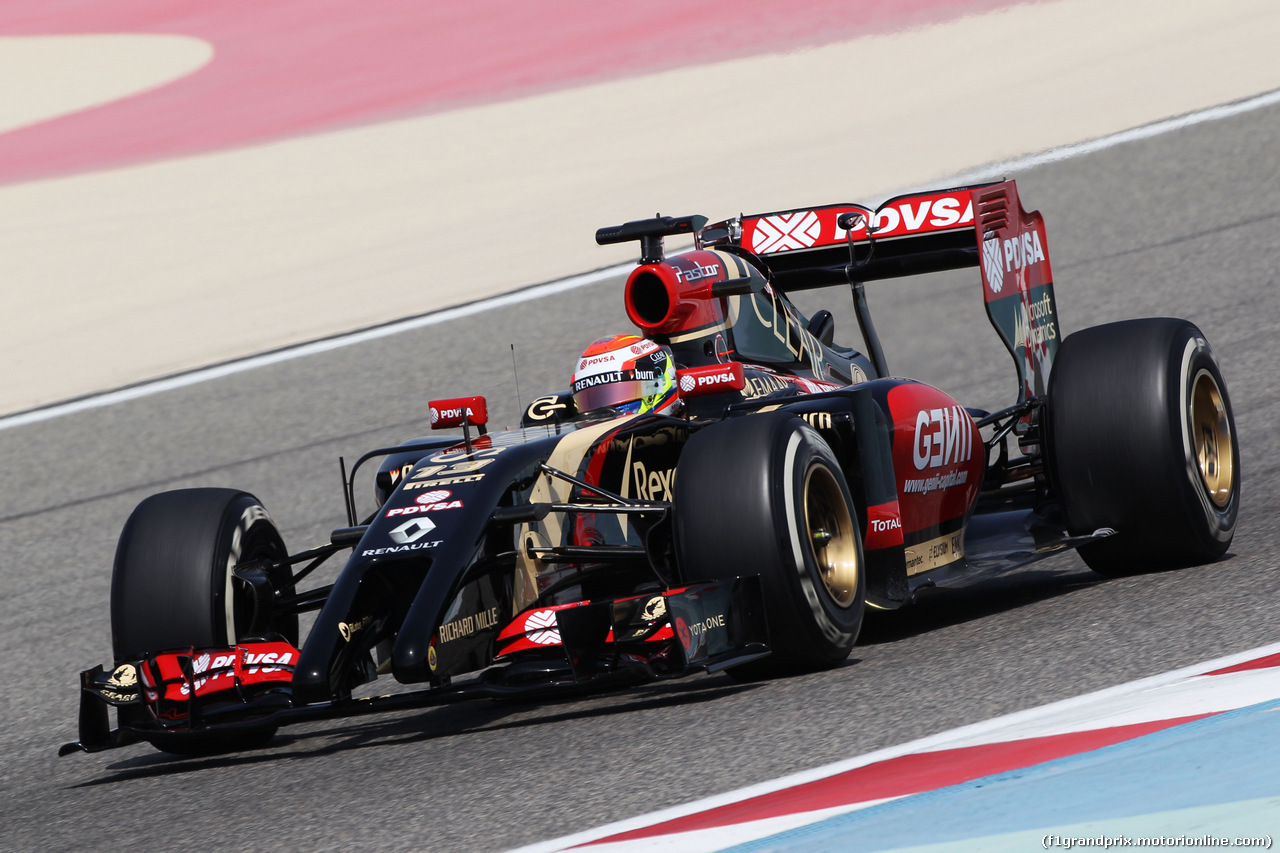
[2,102,1278,851]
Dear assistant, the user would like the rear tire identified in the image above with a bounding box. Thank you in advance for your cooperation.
[674,412,865,678]
[111,488,294,754]
[1047,318,1239,575]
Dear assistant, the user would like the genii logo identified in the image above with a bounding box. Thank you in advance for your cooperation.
[913,405,974,471]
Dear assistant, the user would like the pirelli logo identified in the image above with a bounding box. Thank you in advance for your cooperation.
[404,476,484,488]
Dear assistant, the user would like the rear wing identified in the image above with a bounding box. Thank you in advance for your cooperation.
[698,180,1061,401]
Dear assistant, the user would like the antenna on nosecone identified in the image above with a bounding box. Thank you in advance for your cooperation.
[511,344,523,419]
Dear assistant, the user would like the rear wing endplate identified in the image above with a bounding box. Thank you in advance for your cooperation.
[699,180,1061,401]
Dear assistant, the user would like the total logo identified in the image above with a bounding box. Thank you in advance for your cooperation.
[864,500,906,550]
[390,517,437,544]
[913,405,974,471]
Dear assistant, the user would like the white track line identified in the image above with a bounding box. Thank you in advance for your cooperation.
[947,86,1280,185]
[0,264,629,431]
[4,86,1278,434]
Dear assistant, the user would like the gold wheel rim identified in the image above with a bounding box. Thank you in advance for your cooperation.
[1191,370,1234,508]
[803,464,860,608]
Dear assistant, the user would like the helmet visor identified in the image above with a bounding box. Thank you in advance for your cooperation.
[572,373,655,413]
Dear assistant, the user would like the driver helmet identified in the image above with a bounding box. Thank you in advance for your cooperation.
[571,334,680,416]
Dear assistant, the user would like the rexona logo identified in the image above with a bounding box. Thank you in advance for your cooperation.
[629,461,675,501]
[912,405,974,471]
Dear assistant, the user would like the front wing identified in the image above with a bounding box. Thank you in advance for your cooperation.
[61,577,767,755]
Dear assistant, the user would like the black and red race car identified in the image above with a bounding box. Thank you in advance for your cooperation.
[62,179,1239,756]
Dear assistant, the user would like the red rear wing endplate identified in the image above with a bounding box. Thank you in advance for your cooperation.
[706,179,1060,402]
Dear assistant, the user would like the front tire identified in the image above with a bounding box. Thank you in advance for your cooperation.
[111,488,294,754]
[1047,318,1239,575]
[674,412,865,677]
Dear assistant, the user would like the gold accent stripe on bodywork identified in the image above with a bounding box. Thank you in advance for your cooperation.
[903,527,965,576]
[512,416,639,613]
[666,322,728,344]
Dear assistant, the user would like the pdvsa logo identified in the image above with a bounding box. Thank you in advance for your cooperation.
[985,228,1047,293]
[578,354,614,370]
[1002,229,1046,273]
[433,406,476,422]
[243,651,292,673]
[691,367,737,389]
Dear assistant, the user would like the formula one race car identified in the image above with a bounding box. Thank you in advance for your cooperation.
[62,179,1239,757]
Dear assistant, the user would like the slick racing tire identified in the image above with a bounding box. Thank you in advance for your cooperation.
[111,488,295,754]
[1047,318,1239,576]
[674,412,865,678]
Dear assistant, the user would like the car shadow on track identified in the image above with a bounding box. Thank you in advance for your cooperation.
[69,679,760,786]
[859,564,1102,645]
